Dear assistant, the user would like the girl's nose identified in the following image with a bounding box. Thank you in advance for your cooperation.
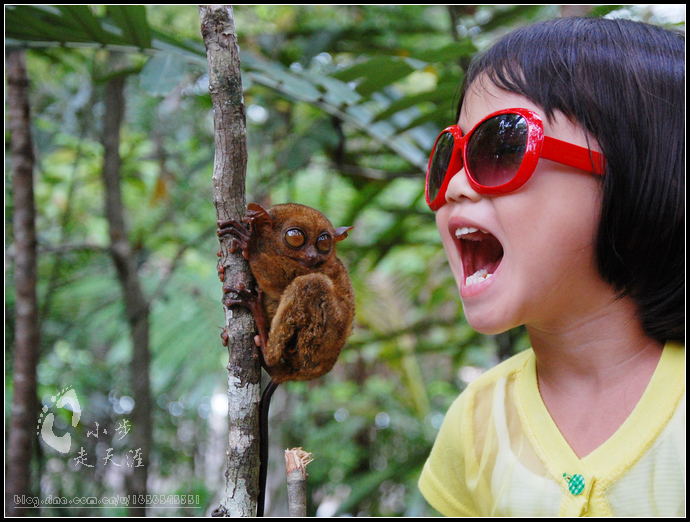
[445,167,481,204]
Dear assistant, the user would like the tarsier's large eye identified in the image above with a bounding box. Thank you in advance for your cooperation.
[316,233,332,253]
[284,228,306,248]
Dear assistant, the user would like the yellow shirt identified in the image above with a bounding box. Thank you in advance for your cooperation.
[419,343,685,516]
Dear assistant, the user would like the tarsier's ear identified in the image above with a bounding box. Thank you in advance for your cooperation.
[334,226,354,243]
[247,203,273,231]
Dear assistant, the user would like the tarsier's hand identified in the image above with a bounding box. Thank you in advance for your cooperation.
[217,217,252,260]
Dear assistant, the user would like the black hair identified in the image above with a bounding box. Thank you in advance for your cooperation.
[457,17,685,343]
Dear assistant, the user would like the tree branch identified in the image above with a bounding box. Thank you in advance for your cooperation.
[199,5,261,517]
[100,51,151,517]
[6,48,40,518]
[285,448,313,517]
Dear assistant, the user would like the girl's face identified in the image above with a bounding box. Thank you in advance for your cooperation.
[436,79,607,334]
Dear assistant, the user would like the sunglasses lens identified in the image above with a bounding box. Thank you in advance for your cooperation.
[428,132,457,203]
[467,114,528,187]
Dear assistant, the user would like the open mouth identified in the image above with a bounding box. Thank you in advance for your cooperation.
[453,227,504,287]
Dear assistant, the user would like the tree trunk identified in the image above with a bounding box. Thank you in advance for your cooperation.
[199,5,262,517]
[6,48,40,518]
[100,53,152,517]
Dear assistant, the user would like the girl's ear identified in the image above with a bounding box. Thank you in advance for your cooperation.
[334,226,354,242]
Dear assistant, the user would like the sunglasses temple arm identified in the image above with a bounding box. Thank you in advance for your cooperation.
[542,136,606,175]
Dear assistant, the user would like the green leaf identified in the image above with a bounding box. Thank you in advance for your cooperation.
[301,69,362,107]
[333,56,417,97]
[396,105,456,133]
[56,5,109,44]
[106,5,152,49]
[5,4,132,48]
[480,5,544,33]
[6,5,98,45]
[242,51,323,102]
[150,29,206,60]
[408,39,476,62]
[140,52,189,96]
[372,82,458,123]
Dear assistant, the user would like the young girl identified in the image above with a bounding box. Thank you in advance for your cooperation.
[418,18,684,517]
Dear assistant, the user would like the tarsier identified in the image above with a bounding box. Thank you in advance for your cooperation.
[217,203,355,516]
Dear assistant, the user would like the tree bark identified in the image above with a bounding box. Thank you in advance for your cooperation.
[100,53,152,517]
[6,48,40,518]
[199,5,262,517]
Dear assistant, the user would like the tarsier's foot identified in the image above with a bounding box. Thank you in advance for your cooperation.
[223,283,269,355]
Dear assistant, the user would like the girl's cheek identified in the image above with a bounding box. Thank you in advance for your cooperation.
[435,205,451,236]
[435,206,465,284]
[435,206,454,251]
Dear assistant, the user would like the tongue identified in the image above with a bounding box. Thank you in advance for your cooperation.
[460,233,503,283]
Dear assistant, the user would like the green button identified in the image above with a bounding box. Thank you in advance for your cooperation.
[563,473,585,496]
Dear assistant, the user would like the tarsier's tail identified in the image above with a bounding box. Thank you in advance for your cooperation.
[257,379,280,517]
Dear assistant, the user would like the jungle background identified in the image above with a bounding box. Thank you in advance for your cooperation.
[5,5,684,517]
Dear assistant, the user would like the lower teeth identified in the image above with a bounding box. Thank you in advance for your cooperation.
[466,269,492,286]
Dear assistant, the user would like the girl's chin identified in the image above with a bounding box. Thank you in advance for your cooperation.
[464,316,513,336]
[460,295,519,335]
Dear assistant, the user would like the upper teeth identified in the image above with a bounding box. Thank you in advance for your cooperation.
[455,227,487,238]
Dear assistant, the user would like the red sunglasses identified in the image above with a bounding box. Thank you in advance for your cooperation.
[425,108,605,210]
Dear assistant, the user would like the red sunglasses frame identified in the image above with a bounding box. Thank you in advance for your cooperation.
[425,108,606,211]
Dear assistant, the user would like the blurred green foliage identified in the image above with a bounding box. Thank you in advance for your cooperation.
[5,4,683,517]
